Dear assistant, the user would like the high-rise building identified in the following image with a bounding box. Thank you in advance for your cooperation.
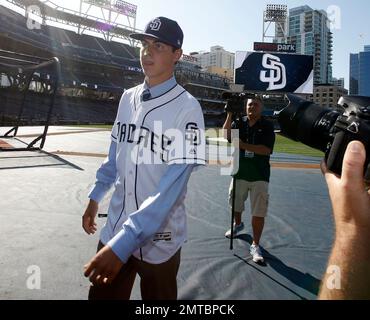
[350,53,359,95]
[332,77,345,89]
[190,46,235,78]
[280,5,333,85]
[350,46,370,96]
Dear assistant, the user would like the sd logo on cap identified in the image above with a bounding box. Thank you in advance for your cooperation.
[130,17,183,49]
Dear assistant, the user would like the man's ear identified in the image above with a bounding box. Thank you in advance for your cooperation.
[174,49,183,63]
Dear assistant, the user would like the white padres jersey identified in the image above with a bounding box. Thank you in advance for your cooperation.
[100,83,206,264]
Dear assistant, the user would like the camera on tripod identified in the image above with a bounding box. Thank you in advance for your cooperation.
[278,94,370,177]
[222,91,256,114]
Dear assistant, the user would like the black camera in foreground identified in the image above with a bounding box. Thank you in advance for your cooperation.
[278,94,370,177]
[223,91,256,114]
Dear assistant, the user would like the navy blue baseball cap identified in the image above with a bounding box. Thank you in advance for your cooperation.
[130,17,183,49]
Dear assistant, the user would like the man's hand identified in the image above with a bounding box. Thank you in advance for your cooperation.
[84,245,123,285]
[321,141,370,235]
[319,141,370,300]
[82,200,98,235]
[222,112,233,141]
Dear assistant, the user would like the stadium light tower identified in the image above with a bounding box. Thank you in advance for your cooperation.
[78,0,138,43]
[262,4,288,43]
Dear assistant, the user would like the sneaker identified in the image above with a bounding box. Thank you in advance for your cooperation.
[225,222,244,238]
[250,244,264,263]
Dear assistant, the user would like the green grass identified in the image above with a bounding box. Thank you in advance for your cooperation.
[274,134,324,157]
[206,128,324,158]
[66,124,113,129]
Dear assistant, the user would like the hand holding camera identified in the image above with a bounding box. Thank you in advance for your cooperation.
[321,141,370,231]
[278,95,370,299]
[319,141,370,300]
[223,91,256,115]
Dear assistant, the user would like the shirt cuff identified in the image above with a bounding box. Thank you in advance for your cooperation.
[107,228,138,263]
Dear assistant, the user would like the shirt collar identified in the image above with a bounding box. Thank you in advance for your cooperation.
[143,76,177,100]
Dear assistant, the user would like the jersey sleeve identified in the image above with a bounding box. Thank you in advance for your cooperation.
[166,104,206,165]
[111,120,118,143]
[111,91,129,143]
[88,141,117,203]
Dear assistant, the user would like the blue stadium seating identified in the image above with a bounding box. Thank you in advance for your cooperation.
[0,89,118,124]
[95,38,137,59]
[0,6,140,69]
[0,6,230,126]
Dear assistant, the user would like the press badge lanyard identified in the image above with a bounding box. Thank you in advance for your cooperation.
[244,120,256,158]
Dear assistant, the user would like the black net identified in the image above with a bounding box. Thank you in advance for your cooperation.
[0,50,60,150]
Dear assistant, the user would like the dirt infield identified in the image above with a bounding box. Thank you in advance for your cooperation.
[207,160,320,169]
[0,139,13,149]
[50,151,321,170]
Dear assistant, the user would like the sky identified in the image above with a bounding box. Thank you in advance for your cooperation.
[3,0,370,89]
[121,0,370,89]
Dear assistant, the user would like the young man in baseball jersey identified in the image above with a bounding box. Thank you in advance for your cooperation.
[82,17,206,300]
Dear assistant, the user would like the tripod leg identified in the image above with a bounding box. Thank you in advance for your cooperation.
[230,176,236,250]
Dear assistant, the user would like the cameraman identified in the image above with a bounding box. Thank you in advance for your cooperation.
[223,96,275,263]
[319,141,370,299]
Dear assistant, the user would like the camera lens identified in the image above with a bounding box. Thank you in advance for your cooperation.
[278,94,340,152]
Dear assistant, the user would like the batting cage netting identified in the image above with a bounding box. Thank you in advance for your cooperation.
[0,49,60,151]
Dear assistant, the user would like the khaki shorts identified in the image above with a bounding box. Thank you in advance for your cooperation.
[228,179,269,217]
